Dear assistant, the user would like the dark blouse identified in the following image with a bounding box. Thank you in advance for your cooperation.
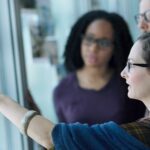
[52,121,150,150]
[53,72,145,125]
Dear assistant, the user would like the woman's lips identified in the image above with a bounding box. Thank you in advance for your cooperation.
[128,86,131,90]
[87,55,97,64]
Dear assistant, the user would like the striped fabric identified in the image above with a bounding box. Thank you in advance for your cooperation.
[121,117,150,147]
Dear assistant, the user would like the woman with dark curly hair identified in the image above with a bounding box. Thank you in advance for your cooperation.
[53,10,145,125]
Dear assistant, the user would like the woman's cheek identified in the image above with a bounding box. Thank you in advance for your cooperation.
[129,72,144,86]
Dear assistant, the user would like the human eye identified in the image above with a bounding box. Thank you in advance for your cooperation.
[129,61,135,67]
[82,35,94,44]
[127,61,134,72]
[98,39,112,47]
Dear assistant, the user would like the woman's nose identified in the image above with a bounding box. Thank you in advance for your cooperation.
[120,67,127,79]
[138,19,149,32]
[89,42,99,52]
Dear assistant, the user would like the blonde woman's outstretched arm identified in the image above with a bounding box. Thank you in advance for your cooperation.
[0,94,54,149]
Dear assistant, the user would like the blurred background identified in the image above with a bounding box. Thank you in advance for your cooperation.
[0,0,140,149]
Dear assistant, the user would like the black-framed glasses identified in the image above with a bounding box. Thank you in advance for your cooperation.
[127,61,150,72]
[134,9,150,24]
[81,34,113,48]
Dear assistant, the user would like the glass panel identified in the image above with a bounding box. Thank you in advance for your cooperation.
[20,0,90,124]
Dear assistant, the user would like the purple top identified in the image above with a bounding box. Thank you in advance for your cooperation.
[53,72,145,125]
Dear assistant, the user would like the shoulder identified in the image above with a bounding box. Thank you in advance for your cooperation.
[53,72,76,97]
[57,72,76,88]
[107,73,126,92]
[121,118,150,146]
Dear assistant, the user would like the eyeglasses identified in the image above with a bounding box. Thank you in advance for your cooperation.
[126,61,150,72]
[81,34,113,48]
[134,9,150,24]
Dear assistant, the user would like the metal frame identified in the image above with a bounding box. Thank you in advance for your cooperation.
[0,0,34,149]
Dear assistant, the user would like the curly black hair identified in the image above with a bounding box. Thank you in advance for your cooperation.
[108,12,133,73]
[64,10,133,74]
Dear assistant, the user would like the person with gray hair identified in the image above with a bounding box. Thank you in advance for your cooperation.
[135,0,150,32]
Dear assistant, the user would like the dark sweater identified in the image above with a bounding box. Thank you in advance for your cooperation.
[53,72,145,125]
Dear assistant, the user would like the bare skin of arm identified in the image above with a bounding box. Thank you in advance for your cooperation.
[0,94,54,149]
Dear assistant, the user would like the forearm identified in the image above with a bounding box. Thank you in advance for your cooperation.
[0,95,55,149]
[0,95,28,127]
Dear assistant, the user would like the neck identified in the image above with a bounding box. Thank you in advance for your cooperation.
[141,97,150,112]
[144,101,150,113]
[77,67,113,90]
[81,66,112,79]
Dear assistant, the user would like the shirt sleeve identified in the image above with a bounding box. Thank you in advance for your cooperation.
[51,122,148,150]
